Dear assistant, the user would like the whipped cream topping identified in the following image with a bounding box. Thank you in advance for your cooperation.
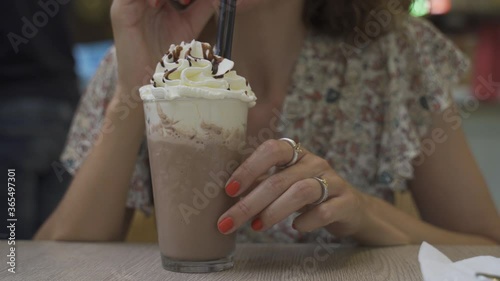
[140,40,256,107]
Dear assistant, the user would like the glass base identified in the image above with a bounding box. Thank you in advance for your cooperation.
[161,254,234,273]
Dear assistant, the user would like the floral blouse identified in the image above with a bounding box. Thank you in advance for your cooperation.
[61,16,468,243]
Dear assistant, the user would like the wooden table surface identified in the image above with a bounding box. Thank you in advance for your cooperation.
[1,241,499,281]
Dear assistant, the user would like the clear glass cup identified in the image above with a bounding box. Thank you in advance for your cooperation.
[141,93,248,273]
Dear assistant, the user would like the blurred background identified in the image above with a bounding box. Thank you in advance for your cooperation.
[0,0,499,240]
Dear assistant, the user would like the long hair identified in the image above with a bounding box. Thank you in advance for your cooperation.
[303,0,415,37]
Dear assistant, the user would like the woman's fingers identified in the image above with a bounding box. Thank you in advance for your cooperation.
[147,0,192,9]
[253,171,345,231]
[241,173,270,197]
[185,0,217,19]
[218,137,358,235]
[293,191,358,234]
[252,178,327,231]
[225,139,306,197]
[166,0,194,10]
[147,0,160,8]
[217,156,322,234]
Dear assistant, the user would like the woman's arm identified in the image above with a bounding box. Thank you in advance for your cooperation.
[353,108,500,245]
[35,89,144,241]
[409,107,500,243]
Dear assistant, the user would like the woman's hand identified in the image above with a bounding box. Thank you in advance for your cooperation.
[217,139,368,239]
[110,0,216,92]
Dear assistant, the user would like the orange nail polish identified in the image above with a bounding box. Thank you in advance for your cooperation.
[225,180,240,196]
[251,218,263,231]
[218,217,234,234]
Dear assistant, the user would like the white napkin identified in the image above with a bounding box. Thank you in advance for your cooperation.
[418,242,500,281]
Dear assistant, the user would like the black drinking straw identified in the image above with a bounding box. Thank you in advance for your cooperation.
[215,0,237,59]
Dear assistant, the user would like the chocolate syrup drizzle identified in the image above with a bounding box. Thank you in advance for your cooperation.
[164,67,178,80]
[153,42,248,87]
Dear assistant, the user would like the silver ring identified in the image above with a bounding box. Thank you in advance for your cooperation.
[278,138,302,168]
[311,177,329,205]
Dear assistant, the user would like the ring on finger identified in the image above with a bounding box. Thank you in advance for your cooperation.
[311,176,329,205]
[278,138,303,168]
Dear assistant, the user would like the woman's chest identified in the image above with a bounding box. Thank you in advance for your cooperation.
[277,68,388,190]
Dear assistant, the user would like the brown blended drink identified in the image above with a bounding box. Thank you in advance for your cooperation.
[140,41,256,273]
